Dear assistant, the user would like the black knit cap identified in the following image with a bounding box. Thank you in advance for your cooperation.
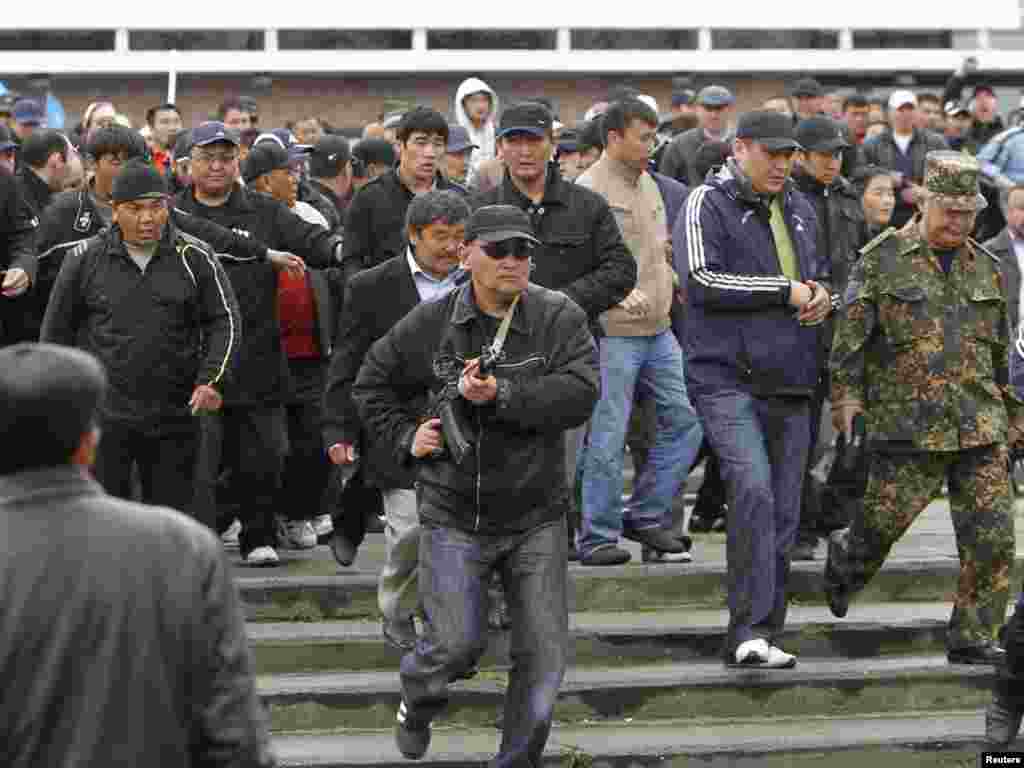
[242,142,289,183]
[111,159,168,203]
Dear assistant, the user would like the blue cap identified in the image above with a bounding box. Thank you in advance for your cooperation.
[446,125,478,154]
[13,98,44,126]
[0,124,17,152]
[498,102,553,139]
[190,121,239,150]
[696,86,735,108]
[255,128,311,158]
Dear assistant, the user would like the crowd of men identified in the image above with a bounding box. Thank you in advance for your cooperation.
[7,59,1024,764]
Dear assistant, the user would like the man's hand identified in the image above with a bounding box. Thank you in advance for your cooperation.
[328,442,358,465]
[459,358,498,404]
[189,384,223,415]
[788,280,813,310]
[832,400,864,441]
[1,268,29,297]
[268,250,306,276]
[411,418,445,458]
[798,280,832,326]
[618,288,651,318]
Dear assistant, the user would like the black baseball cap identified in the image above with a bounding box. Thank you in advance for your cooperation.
[190,121,239,151]
[112,160,168,203]
[242,142,289,183]
[171,129,193,163]
[736,110,803,152]
[794,116,850,153]
[352,137,396,169]
[465,204,541,245]
[790,78,824,99]
[498,102,553,139]
[309,135,352,178]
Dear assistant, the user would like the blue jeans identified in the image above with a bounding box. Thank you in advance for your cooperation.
[579,331,704,558]
[692,388,810,653]
[400,516,568,768]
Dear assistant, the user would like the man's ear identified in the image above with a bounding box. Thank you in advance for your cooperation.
[71,426,100,469]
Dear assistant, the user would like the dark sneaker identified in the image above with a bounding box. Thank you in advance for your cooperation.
[824,529,850,618]
[580,545,632,566]
[987,691,1024,745]
[791,537,818,561]
[329,531,358,567]
[395,700,431,759]
[382,616,418,652]
[487,592,512,632]
[622,524,684,553]
[642,546,693,563]
[948,642,1006,666]
[567,544,580,562]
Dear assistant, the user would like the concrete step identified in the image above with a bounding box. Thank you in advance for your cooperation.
[248,602,980,675]
[239,554,996,622]
[259,655,993,732]
[270,710,988,767]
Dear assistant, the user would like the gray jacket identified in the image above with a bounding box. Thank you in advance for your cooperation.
[0,466,274,768]
[984,229,1024,397]
[658,127,733,187]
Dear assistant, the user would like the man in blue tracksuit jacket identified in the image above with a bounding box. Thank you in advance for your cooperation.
[681,111,837,669]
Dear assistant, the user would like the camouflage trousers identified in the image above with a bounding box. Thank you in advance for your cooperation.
[829,443,1014,649]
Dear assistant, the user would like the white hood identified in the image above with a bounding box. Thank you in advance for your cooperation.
[453,77,498,185]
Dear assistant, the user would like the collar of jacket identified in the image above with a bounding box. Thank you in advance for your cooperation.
[20,164,52,204]
[449,281,532,335]
[184,182,250,213]
[106,219,180,259]
[386,167,464,199]
[501,163,570,209]
[0,465,102,504]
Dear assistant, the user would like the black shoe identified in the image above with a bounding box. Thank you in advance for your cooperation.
[948,642,1006,666]
[580,545,632,566]
[382,616,418,652]
[329,531,358,567]
[567,544,580,562]
[987,691,1024,745]
[791,538,818,562]
[622,524,684,553]
[395,701,431,760]
[824,530,850,618]
[676,533,693,551]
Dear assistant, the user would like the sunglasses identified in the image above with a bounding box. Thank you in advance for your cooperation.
[479,239,535,260]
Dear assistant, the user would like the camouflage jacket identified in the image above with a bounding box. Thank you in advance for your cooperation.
[830,223,1024,452]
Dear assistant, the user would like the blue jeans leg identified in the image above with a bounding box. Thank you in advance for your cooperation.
[625,331,704,530]
[694,390,809,652]
[579,335,641,557]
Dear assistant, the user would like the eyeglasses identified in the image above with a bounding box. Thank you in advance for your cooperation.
[479,240,534,260]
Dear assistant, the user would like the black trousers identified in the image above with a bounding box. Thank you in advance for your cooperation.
[279,359,331,522]
[94,419,197,512]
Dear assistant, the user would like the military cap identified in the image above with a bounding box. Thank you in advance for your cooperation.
[923,150,988,212]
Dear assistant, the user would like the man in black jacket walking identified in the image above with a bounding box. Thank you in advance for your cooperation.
[324,190,470,649]
[175,121,343,565]
[0,167,37,347]
[354,205,598,766]
[41,161,240,514]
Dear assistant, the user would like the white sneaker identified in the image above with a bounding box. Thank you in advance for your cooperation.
[278,519,317,550]
[244,546,280,567]
[312,513,334,539]
[221,519,241,549]
[731,638,796,669]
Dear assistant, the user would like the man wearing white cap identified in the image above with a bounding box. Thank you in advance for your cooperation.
[862,90,948,227]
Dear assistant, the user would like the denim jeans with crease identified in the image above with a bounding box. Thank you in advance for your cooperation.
[400,515,568,768]
[579,330,704,557]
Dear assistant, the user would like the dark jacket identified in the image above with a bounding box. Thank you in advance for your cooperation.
[322,253,424,490]
[175,184,342,405]
[0,169,39,346]
[16,165,52,219]
[353,282,599,535]
[342,169,466,280]
[303,178,345,234]
[0,466,273,768]
[861,128,949,226]
[35,184,269,326]
[942,71,1006,148]
[41,223,241,430]
[658,127,733,187]
[472,166,636,331]
[984,229,1024,397]
[681,160,831,399]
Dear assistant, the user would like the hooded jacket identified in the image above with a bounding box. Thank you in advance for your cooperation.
[453,77,498,188]
[681,159,832,399]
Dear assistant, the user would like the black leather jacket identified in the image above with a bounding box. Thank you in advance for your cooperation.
[353,282,598,534]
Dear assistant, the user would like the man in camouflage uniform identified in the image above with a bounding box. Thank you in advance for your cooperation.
[826,150,1024,666]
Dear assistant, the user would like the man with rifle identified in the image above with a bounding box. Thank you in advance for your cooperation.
[352,204,598,766]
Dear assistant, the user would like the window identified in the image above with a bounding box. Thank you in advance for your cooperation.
[278,30,412,50]
[571,30,698,50]
[0,31,115,51]
[129,31,264,51]
[712,30,839,49]
[853,30,953,49]
[427,30,556,50]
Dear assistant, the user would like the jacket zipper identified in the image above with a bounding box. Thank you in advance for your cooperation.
[474,409,483,532]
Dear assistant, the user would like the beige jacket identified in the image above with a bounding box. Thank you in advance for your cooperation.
[577,157,672,337]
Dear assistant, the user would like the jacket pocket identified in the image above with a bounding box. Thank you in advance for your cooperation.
[879,286,929,347]
[966,292,1004,382]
